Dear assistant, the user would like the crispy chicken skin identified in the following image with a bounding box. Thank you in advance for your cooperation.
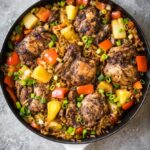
[104,46,139,85]
[55,44,97,86]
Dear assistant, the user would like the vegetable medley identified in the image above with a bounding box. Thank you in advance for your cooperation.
[1,0,148,142]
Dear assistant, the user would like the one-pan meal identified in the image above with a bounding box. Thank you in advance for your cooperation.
[1,0,148,142]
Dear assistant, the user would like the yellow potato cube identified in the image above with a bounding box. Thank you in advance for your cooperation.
[98,81,113,93]
[66,5,78,20]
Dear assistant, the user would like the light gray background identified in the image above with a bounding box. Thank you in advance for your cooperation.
[0,0,150,150]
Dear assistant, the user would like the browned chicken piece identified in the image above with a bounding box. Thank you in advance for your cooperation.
[104,46,139,85]
[55,44,97,86]
[15,81,49,114]
[74,7,100,37]
[48,9,60,23]
[15,26,52,67]
[29,99,45,114]
[74,7,111,45]
[81,93,108,127]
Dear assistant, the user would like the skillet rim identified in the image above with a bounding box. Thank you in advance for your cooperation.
[0,0,150,144]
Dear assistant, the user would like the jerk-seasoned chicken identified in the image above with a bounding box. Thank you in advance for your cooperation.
[55,44,97,86]
[74,7,111,44]
[15,26,52,67]
[104,46,139,85]
[81,93,108,127]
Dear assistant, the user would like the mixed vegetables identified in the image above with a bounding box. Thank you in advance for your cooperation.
[1,0,148,142]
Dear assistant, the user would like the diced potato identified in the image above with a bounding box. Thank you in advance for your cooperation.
[66,5,78,20]
[20,65,32,80]
[49,121,62,131]
[116,89,131,105]
[98,81,113,93]
[61,25,78,41]
[23,13,38,29]
[112,18,126,39]
[47,100,61,122]
[31,66,52,83]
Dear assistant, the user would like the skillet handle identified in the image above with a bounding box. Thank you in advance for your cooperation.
[63,144,89,150]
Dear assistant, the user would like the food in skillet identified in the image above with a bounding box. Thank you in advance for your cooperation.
[2,0,148,141]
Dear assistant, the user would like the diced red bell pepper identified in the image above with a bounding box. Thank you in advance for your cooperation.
[6,86,17,103]
[76,127,83,134]
[43,49,58,66]
[95,2,106,11]
[111,11,122,19]
[52,88,68,99]
[77,84,94,95]
[4,76,14,88]
[6,52,20,66]
[122,100,134,110]
[136,56,148,72]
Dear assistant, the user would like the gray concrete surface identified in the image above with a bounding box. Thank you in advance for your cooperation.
[0,0,150,150]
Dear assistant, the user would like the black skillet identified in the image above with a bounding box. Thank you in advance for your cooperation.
[0,0,150,149]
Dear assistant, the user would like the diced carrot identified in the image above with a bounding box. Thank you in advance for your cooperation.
[95,2,106,11]
[4,76,14,88]
[7,66,17,75]
[133,81,143,90]
[122,100,134,110]
[36,7,51,22]
[128,21,134,29]
[52,23,66,31]
[66,0,75,5]
[136,56,148,72]
[77,84,94,95]
[111,11,122,19]
[98,39,113,51]
[52,88,68,99]
[7,52,20,66]
[6,86,17,103]
[24,29,32,35]
[76,127,83,134]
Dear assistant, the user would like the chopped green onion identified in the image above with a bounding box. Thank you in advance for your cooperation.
[48,41,55,48]
[66,127,75,135]
[30,93,36,99]
[133,88,138,94]
[82,129,87,138]
[35,96,41,100]
[19,106,30,117]
[123,18,129,24]
[119,28,124,33]
[91,131,96,135]
[50,84,55,91]
[79,5,85,10]
[51,34,57,42]
[140,79,145,84]
[117,102,121,108]
[105,76,111,83]
[8,41,13,49]
[82,36,88,43]
[58,1,66,7]
[16,101,21,110]
[116,40,121,46]
[113,83,120,89]
[109,94,116,100]
[26,79,36,86]
[102,19,108,25]
[114,97,119,102]
[62,100,68,109]
[106,92,111,97]
[101,54,108,61]
[77,94,84,102]
[140,72,144,76]
[20,80,27,86]
[75,116,82,123]
[98,74,105,82]
[77,102,82,108]
[50,21,58,26]
[40,98,47,104]
[96,48,103,54]
[101,9,107,15]
[15,25,22,34]
[98,89,104,96]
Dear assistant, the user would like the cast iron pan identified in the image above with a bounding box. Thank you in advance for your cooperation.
[0,0,150,145]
